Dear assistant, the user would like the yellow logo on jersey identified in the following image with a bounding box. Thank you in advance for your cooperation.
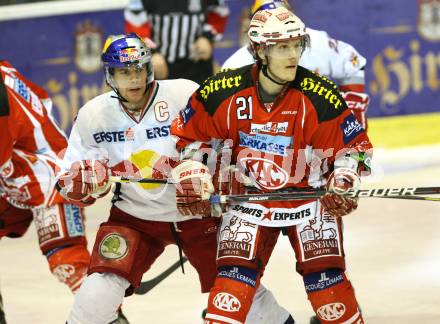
[300,77,344,109]
[129,150,161,190]
[199,75,243,101]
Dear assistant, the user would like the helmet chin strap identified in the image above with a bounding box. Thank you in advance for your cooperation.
[110,85,128,103]
[261,56,288,86]
[109,81,150,107]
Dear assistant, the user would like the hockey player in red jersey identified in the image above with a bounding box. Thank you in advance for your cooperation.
[223,2,370,323]
[171,6,372,324]
[0,60,129,324]
[0,58,92,296]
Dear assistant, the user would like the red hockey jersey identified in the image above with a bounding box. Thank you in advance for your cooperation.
[0,60,67,208]
[172,64,373,226]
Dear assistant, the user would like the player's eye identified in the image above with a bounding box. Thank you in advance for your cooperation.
[134,67,144,73]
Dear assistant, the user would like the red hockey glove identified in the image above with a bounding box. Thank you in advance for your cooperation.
[320,168,360,217]
[171,160,214,217]
[57,159,111,205]
[340,91,369,130]
[213,165,249,196]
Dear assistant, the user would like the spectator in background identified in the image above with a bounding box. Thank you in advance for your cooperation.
[124,0,229,84]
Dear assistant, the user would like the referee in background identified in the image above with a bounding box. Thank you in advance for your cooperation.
[124,0,229,84]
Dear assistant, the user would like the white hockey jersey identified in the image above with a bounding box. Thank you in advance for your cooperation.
[222,28,366,86]
[61,79,199,222]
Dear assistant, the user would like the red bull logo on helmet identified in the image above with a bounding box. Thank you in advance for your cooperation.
[119,48,141,62]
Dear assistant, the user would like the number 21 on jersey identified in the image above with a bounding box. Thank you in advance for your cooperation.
[236,96,252,120]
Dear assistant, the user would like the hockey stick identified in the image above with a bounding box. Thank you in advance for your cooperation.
[210,187,440,204]
[134,256,189,295]
[110,176,440,202]
[110,176,171,184]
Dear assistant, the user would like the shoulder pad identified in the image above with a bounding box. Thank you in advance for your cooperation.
[292,66,347,122]
[196,65,253,116]
[0,75,10,117]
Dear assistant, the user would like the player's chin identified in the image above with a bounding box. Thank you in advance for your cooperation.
[283,69,297,82]
[284,66,297,81]
[126,88,144,100]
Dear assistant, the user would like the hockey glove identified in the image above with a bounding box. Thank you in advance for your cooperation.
[213,164,249,196]
[57,159,111,205]
[320,168,360,217]
[171,160,214,217]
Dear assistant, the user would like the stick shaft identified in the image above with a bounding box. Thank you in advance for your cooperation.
[110,176,440,202]
[110,175,170,184]
[211,186,440,204]
[135,257,188,295]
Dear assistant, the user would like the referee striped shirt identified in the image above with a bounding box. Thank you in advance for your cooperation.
[125,0,229,63]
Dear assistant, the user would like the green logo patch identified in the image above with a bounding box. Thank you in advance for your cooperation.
[99,233,128,260]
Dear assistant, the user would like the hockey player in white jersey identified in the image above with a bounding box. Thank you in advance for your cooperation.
[57,33,295,324]
[223,0,370,130]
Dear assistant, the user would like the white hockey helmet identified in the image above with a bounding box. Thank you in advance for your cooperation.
[248,6,307,47]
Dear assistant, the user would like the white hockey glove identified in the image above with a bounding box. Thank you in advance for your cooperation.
[171,160,214,217]
[57,159,111,205]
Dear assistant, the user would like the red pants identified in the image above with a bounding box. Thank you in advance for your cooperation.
[89,206,220,295]
[0,197,32,238]
[216,212,346,275]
